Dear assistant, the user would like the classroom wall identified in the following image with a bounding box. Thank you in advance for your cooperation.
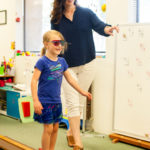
[92,0,129,134]
[0,0,24,63]
[0,0,16,62]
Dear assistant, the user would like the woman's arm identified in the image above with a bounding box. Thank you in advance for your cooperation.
[31,68,43,115]
[64,70,92,100]
[89,9,119,36]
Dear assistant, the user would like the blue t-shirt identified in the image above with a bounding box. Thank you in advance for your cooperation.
[35,56,68,104]
[51,6,110,67]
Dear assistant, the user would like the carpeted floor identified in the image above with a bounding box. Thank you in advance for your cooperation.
[0,115,146,150]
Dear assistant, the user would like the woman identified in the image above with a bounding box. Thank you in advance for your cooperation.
[51,0,119,150]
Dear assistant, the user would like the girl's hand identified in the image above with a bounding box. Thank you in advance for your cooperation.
[82,91,92,100]
[33,100,43,115]
[104,25,119,36]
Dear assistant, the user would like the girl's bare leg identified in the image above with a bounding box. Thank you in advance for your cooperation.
[42,124,53,150]
[49,122,59,150]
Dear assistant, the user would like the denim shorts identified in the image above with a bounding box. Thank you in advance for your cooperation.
[34,103,62,124]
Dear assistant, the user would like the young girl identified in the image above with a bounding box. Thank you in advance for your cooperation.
[31,30,91,150]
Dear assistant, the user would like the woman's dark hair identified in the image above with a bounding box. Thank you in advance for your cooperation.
[51,0,77,24]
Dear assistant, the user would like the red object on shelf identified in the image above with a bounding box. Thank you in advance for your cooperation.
[21,102,30,117]
[6,78,12,83]
[16,50,21,53]
[0,80,5,87]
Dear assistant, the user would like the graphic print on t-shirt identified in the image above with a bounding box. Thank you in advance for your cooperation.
[48,63,63,81]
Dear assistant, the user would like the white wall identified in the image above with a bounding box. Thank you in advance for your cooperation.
[92,0,129,134]
[0,0,24,62]
[16,0,24,51]
[0,0,16,62]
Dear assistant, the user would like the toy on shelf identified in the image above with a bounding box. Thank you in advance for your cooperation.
[25,51,31,56]
[10,41,16,58]
[11,41,15,50]
[0,66,4,76]
[3,56,7,72]
[0,57,15,76]
[0,80,5,87]
[10,41,37,57]
[31,53,36,56]
[22,52,25,56]
[16,50,22,56]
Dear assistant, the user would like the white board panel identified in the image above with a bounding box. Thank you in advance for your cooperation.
[113,24,150,142]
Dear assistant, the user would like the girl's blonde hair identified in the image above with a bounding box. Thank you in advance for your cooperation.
[41,30,67,56]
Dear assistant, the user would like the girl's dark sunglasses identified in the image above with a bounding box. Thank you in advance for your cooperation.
[51,40,66,46]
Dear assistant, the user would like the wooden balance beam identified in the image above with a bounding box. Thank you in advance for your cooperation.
[109,133,150,149]
[0,135,34,150]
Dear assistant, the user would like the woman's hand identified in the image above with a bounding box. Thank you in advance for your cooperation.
[82,91,92,100]
[104,25,119,36]
[33,100,43,115]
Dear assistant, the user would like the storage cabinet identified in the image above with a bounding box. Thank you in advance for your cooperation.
[6,91,20,119]
[0,90,6,115]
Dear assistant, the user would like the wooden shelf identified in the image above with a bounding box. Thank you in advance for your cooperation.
[0,75,14,77]
[0,75,15,83]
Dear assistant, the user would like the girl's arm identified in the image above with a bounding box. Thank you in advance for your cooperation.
[31,68,43,115]
[64,70,92,100]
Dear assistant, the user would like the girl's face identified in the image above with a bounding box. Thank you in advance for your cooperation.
[45,34,63,56]
[65,0,75,7]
